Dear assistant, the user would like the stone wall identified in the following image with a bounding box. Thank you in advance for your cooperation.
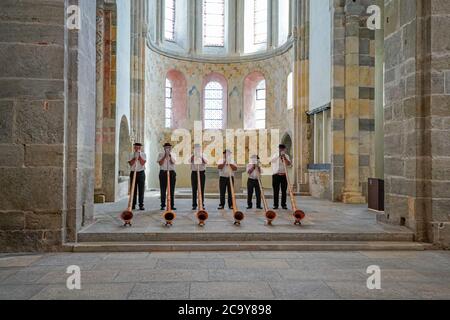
[0,0,97,252]
[383,0,450,248]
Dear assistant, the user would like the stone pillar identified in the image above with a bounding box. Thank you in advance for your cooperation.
[341,0,366,204]
[94,0,105,203]
[130,0,147,143]
[100,2,118,203]
[330,0,375,204]
[293,0,311,192]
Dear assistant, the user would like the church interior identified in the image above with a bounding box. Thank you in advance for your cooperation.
[0,0,449,255]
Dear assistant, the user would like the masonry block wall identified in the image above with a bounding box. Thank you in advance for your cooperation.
[0,0,97,252]
[384,0,450,248]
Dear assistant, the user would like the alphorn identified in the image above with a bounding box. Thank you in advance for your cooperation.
[163,157,176,227]
[195,162,208,226]
[256,162,277,225]
[121,155,139,227]
[281,155,306,225]
[228,164,244,225]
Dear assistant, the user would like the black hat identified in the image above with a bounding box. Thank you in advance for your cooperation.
[134,143,143,147]
[279,144,287,149]
[163,143,172,148]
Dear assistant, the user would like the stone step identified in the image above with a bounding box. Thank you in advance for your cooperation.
[65,241,434,253]
[78,231,414,243]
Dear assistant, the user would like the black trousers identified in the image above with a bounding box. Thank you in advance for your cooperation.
[159,170,176,208]
[191,171,206,208]
[247,178,261,208]
[219,176,234,208]
[130,171,146,208]
[272,174,288,207]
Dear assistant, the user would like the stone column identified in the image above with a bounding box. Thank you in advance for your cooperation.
[293,0,311,192]
[94,0,105,203]
[130,0,147,143]
[341,0,366,204]
[101,3,118,203]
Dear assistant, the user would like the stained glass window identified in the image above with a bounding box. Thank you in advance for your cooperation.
[255,80,266,129]
[203,0,225,47]
[165,0,176,41]
[204,81,224,129]
[254,0,267,45]
[165,79,173,128]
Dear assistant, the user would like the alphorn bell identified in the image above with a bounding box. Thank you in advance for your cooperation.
[196,162,208,226]
[281,155,306,225]
[163,155,176,227]
[256,162,277,225]
[228,164,244,225]
[121,155,139,227]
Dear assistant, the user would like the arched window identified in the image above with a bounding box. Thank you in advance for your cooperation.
[165,79,173,128]
[244,0,268,53]
[287,72,293,110]
[278,0,290,46]
[254,0,268,46]
[204,81,224,129]
[165,0,176,41]
[244,71,265,130]
[255,80,266,129]
[203,0,225,47]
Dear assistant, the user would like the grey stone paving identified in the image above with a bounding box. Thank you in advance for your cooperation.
[0,251,449,300]
[84,195,413,237]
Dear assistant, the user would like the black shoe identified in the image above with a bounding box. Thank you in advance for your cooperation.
[161,206,165,211]
[218,206,224,210]
[192,206,197,211]
[132,207,136,211]
[282,206,288,210]
[139,207,145,211]
[257,206,263,210]
[247,206,252,210]
[273,206,279,210]
[229,206,234,210]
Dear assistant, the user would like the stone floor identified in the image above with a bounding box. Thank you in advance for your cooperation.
[85,194,409,236]
[0,251,450,300]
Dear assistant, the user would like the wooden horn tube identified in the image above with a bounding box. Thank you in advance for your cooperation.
[163,169,176,226]
[196,165,208,226]
[257,175,277,225]
[121,156,138,227]
[281,157,306,225]
[228,165,244,225]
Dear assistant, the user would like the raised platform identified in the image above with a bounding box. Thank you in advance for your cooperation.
[69,196,430,252]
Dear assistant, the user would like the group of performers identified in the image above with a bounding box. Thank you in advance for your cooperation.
[128,142,292,214]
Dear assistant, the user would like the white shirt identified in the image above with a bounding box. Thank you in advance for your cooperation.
[218,158,236,177]
[247,163,261,180]
[157,152,177,171]
[129,152,147,172]
[271,153,291,175]
[191,154,207,172]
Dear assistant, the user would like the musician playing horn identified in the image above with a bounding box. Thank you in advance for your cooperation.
[191,144,208,211]
[128,142,147,211]
[157,143,177,211]
[271,144,292,210]
[246,155,263,210]
[217,149,237,210]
